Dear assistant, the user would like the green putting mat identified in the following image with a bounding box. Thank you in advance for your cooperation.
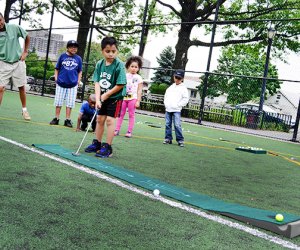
[33,144,300,238]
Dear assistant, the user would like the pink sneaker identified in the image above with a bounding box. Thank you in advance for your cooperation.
[125,131,132,138]
[114,130,119,136]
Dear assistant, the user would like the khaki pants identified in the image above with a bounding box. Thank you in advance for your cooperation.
[0,60,26,88]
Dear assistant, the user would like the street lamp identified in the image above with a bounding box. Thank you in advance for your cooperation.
[258,27,276,113]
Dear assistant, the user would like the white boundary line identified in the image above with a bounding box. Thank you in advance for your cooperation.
[1,135,299,250]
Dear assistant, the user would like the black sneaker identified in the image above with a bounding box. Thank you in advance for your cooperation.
[95,143,113,158]
[178,141,184,147]
[163,139,172,144]
[50,117,59,125]
[85,139,101,153]
[64,119,73,128]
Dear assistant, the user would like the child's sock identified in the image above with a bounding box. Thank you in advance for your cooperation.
[22,107,27,112]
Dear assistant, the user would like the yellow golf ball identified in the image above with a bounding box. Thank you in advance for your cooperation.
[275,214,284,222]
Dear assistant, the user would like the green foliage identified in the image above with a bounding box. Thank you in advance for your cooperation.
[199,44,282,105]
[158,83,169,94]
[149,83,169,95]
[5,0,49,28]
[83,42,103,79]
[53,0,172,56]
[151,46,175,85]
[216,0,300,58]
[26,52,55,79]
[162,1,300,70]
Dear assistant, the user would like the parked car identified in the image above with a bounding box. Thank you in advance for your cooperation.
[26,76,35,85]
[235,103,277,113]
[235,102,294,129]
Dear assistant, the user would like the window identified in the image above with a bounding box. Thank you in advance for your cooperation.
[190,90,197,98]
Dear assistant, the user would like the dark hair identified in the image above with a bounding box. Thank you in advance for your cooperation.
[101,36,118,50]
[125,56,143,70]
[0,12,3,18]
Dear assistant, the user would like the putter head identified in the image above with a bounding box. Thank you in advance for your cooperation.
[72,152,80,156]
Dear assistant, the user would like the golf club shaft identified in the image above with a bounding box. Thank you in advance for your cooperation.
[74,110,98,155]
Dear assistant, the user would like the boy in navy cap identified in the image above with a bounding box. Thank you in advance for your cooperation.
[163,69,189,147]
[50,40,82,127]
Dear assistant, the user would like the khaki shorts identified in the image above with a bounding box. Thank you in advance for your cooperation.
[0,60,27,88]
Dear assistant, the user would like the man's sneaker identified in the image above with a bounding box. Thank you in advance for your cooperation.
[163,139,172,144]
[178,141,184,147]
[95,143,113,158]
[85,139,101,153]
[64,119,73,128]
[125,131,132,138]
[50,117,59,125]
[22,111,31,121]
[114,130,119,136]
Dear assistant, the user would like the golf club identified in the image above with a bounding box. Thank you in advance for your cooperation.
[72,109,98,156]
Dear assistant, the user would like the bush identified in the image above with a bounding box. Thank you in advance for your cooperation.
[149,83,169,95]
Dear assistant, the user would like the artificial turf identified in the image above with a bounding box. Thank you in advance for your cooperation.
[1,91,300,248]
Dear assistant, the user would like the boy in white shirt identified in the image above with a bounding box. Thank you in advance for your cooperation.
[163,69,189,147]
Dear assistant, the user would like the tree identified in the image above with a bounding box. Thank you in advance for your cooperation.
[26,52,55,79]
[151,46,175,85]
[53,0,171,60]
[155,0,300,70]
[4,0,48,27]
[138,0,171,57]
[198,45,281,105]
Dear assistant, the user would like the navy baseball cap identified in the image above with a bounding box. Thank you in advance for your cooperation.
[67,40,79,48]
[174,69,185,78]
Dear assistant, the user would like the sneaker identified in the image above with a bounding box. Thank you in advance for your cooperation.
[163,139,172,144]
[64,119,73,128]
[125,131,132,138]
[85,139,101,153]
[114,130,119,136]
[95,143,113,158]
[50,117,59,125]
[178,141,184,147]
[22,110,31,121]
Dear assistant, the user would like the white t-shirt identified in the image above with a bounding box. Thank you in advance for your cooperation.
[124,73,143,100]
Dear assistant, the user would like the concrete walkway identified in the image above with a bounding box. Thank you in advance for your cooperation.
[136,110,299,143]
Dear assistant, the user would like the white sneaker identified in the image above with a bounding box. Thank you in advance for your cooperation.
[22,110,31,121]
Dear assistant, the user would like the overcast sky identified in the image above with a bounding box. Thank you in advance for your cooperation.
[1,1,299,92]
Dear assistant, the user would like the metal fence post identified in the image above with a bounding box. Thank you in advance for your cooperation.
[291,98,300,142]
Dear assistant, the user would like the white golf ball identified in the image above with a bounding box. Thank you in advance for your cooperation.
[153,189,160,196]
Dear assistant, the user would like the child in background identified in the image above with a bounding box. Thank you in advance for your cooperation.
[76,94,96,132]
[114,56,143,138]
[163,69,189,147]
[49,40,82,127]
[84,36,127,158]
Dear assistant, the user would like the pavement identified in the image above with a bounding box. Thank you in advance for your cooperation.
[136,110,299,143]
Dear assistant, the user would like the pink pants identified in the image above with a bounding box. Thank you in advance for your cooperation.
[115,99,137,133]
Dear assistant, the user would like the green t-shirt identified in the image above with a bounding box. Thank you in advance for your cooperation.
[93,58,127,100]
[0,23,28,63]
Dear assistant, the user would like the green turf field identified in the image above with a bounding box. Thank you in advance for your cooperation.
[1,91,300,249]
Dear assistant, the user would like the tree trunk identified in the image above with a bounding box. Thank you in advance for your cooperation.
[173,24,193,70]
[77,16,90,60]
[76,0,93,60]
[139,0,156,58]
[4,0,17,22]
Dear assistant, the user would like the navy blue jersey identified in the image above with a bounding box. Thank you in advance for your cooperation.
[56,53,82,88]
[79,101,96,116]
